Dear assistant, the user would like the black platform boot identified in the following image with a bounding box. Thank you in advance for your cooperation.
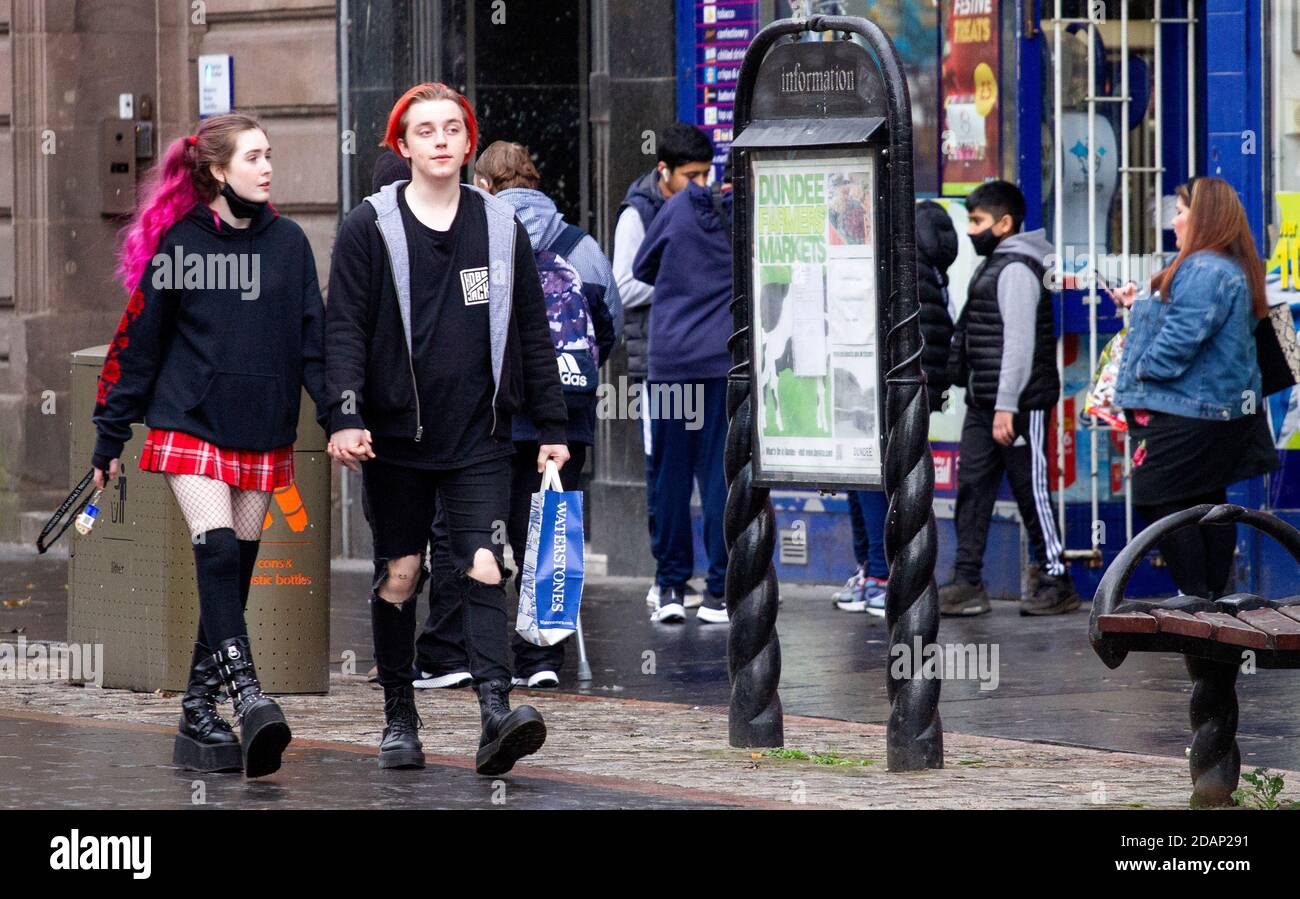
[475,679,546,776]
[212,635,291,778]
[172,641,243,773]
[379,684,426,769]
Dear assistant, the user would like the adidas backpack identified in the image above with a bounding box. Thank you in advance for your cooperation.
[534,224,599,395]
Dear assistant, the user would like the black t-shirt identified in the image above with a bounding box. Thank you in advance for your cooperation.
[372,185,514,469]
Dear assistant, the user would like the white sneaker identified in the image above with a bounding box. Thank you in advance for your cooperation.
[649,585,688,623]
[647,582,703,609]
[413,670,472,689]
[651,603,686,623]
[525,670,559,688]
[831,567,866,604]
[695,592,729,624]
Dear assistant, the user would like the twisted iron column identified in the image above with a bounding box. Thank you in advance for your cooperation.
[721,18,799,750]
[723,14,943,757]
[1186,655,1240,808]
[882,353,944,770]
[722,369,783,747]
[811,13,943,770]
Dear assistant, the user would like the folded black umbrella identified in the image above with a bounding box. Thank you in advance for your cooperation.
[36,469,99,554]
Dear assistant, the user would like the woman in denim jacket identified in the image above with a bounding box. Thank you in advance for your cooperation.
[1110,177,1278,599]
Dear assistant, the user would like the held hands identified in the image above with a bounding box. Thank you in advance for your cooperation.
[327,428,375,472]
[993,411,1017,447]
[537,443,570,473]
[92,459,120,490]
[326,432,565,473]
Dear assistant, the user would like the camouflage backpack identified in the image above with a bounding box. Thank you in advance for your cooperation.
[534,224,599,394]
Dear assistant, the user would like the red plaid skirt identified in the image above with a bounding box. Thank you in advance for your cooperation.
[138,429,295,491]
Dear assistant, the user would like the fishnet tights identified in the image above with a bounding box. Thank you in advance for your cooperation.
[165,474,273,541]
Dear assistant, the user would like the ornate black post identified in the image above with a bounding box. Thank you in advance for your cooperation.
[722,20,794,750]
[722,357,783,747]
[827,14,944,772]
[725,15,941,766]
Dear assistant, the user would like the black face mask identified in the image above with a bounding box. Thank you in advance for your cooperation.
[220,182,266,220]
[969,226,1001,257]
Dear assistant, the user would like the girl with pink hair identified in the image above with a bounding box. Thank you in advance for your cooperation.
[91,113,329,778]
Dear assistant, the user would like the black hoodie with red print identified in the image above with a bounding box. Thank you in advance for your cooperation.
[91,201,329,471]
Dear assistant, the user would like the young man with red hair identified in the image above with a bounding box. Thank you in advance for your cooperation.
[325,83,570,775]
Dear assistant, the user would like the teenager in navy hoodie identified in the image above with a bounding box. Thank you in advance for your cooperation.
[613,124,714,614]
[632,171,733,625]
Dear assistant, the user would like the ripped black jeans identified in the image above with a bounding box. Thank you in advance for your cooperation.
[361,454,513,688]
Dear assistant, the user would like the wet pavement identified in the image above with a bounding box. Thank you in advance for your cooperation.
[0,715,733,810]
[4,548,1300,811]
[329,565,1300,773]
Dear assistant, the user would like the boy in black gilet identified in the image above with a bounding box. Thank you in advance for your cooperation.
[942,180,1080,617]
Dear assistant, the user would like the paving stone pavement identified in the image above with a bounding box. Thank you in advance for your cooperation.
[0,659,1273,810]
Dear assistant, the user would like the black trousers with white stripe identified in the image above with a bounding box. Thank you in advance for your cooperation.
[953,405,1065,586]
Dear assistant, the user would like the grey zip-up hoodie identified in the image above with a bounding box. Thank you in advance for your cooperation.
[324,180,568,446]
[365,179,517,434]
[992,228,1055,412]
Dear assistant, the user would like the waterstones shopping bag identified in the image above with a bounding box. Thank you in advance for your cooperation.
[516,460,585,647]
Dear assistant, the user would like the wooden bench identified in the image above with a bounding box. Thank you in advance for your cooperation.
[1089,503,1300,808]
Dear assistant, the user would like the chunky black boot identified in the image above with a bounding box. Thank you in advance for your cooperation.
[475,679,546,776]
[212,635,291,778]
[378,685,426,769]
[172,641,243,773]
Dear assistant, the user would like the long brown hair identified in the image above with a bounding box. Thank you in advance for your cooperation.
[1149,176,1267,318]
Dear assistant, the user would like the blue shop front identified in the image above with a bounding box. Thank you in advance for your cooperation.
[675,0,1298,598]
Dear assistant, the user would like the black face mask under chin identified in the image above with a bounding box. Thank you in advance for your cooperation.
[969,226,1002,257]
[219,182,267,220]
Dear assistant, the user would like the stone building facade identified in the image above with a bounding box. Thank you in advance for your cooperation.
[0,0,678,575]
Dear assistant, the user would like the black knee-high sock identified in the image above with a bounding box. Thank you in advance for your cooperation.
[193,538,259,651]
[236,539,261,611]
[370,594,417,690]
[193,528,245,647]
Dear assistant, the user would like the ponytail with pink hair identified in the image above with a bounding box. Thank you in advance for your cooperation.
[115,136,198,292]
[95,114,268,438]
[114,113,266,292]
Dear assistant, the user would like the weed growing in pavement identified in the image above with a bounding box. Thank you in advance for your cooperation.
[1232,768,1300,810]
[761,748,874,767]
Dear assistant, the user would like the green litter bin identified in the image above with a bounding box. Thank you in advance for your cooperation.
[66,345,332,694]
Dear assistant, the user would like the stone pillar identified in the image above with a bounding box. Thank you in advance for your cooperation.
[588,0,677,578]
[6,1,160,541]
